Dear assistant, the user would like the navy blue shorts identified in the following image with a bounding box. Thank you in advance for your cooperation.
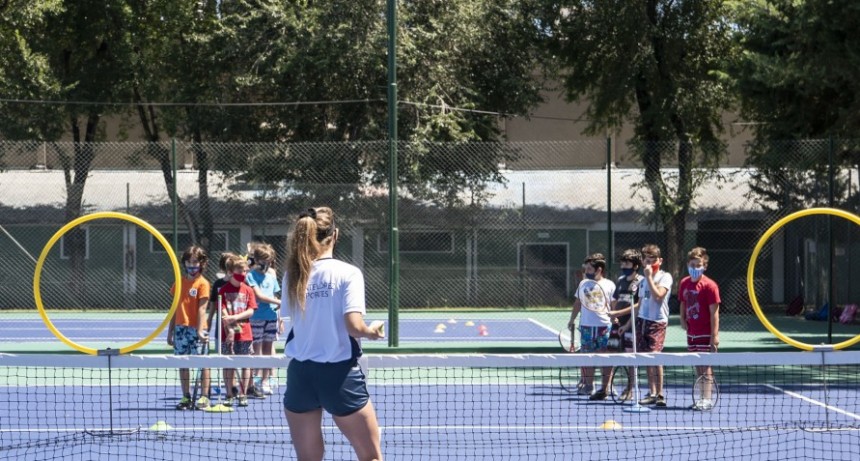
[284,358,370,417]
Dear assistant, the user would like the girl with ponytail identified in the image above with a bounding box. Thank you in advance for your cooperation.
[282,207,384,461]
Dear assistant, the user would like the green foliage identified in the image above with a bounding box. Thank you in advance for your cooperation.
[734,0,860,210]
[536,0,737,274]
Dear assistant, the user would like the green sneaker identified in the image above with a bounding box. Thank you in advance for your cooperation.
[175,396,193,410]
[238,395,249,407]
[195,396,211,410]
[223,397,236,407]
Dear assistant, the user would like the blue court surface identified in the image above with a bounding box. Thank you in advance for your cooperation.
[1,374,858,460]
[0,317,562,347]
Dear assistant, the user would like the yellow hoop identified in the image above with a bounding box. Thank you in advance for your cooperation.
[747,207,860,351]
[33,212,181,355]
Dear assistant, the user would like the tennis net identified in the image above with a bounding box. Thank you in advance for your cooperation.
[1,351,858,460]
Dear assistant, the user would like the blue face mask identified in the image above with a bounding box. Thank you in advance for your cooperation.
[688,266,705,280]
[185,265,201,276]
[584,272,596,280]
[621,268,634,276]
[257,263,269,272]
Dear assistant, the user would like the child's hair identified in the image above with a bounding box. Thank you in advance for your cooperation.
[584,252,606,274]
[218,252,238,272]
[641,244,662,260]
[225,254,249,272]
[688,246,709,264]
[287,207,336,312]
[619,248,642,269]
[181,245,208,267]
[251,242,276,264]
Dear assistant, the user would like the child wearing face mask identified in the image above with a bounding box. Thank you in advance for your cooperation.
[218,255,258,407]
[245,242,282,398]
[679,247,721,411]
[607,249,643,402]
[167,245,212,410]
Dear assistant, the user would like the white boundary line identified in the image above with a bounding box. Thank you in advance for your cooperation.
[528,317,561,336]
[3,425,859,434]
[763,384,860,421]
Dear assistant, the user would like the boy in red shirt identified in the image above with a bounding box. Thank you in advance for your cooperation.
[679,246,721,410]
[218,256,257,407]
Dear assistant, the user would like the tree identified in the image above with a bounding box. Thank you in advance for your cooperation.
[734,0,860,211]
[538,0,736,277]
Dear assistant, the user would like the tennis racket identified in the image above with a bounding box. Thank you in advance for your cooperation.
[579,279,610,314]
[558,321,577,353]
[609,366,633,404]
[692,372,719,411]
[191,331,210,406]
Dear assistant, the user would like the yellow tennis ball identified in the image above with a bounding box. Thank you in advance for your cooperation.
[600,420,622,430]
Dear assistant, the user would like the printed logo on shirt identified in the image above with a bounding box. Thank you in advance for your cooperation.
[685,289,701,320]
[306,282,334,300]
[189,288,198,297]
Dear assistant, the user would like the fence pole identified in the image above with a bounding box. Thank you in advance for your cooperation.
[387,0,399,347]
[827,137,835,343]
[171,139,178,253]
[607,137,613,275]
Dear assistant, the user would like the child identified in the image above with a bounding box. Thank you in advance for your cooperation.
[167,245,211,410]
[679,247,721,410]
[620,244,672,407]
[608,248,642,402]
[245,242,282,397]
[568,253,616,400]
[218,255,258,407]
[207,252,237,331]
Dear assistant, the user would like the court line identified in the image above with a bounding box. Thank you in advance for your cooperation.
[764,384,860,421]
[529,318,561,335]
[4,425,859,433]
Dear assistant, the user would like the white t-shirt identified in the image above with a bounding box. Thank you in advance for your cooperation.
[576,278,616,327]
[637,271,673,324]
[282,258,366,362]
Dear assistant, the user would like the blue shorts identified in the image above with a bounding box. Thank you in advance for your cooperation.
[173,325,200,355]
[578,325,610,353]
[221,340,252,356]
[284,358,369,417]
[251,320,279,344]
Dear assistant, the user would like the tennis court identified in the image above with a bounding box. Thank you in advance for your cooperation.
[1,352,858,460]
[3,310,858,353]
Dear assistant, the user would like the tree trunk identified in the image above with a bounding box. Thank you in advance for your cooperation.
[192,130,214,256]
[63,113,98,305]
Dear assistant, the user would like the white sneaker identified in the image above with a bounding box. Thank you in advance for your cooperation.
[692,399,714,411]
[577,383,594,396]
[261,384,273,395]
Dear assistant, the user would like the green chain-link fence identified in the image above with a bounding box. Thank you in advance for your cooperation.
[1,139,858,351]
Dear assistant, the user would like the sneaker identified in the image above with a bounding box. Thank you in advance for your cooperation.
[238,395,249,407]
[577,383,594,396]
[654,394,667,407]
[175,396,193,411]
[253,376,262,387]
[261,384,273,395]
[638,394,658,405]
[248,387,266,399]
[195,396,211,410]
[223,397,236,407]
[618,388,633,402]
[692,399,714,411]
[588,389,608,401]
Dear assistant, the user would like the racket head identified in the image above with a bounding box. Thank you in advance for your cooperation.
[558,366,582,393]
[578,279,610,314]
[692,372,719,410]
[558,323,577,353]
[609,366,632,404]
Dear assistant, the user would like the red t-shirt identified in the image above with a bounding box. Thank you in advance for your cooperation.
[218,283,257,342]
[679,275,721,336]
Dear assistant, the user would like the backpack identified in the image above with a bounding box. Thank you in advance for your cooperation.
[785,295,804,316]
